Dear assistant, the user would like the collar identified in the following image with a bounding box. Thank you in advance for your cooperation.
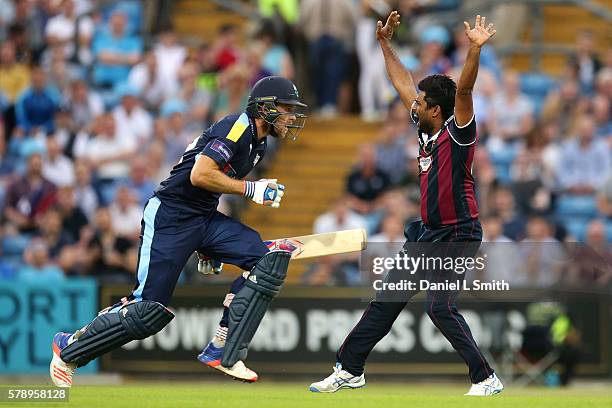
[418,115,454,149]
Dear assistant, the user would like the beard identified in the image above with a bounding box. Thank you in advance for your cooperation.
[417,118,434,135]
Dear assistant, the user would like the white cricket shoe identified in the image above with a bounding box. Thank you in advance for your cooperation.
[309,363,366,393]
[50,332,77,388]
[210,360,259,383]
[464,373,504,396]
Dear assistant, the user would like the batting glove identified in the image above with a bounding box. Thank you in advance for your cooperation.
[243,178,285,208]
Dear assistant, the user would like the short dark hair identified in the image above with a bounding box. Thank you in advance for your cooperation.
[417,74,456,120]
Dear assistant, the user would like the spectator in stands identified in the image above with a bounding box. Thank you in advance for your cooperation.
[112,84,153,145]
[153,25,187,99]
[300,0,357,118]
[55,185,88,242]
[346,143,391,214]
[254,22,295,80]
[42,45,80,96]
[314,196,367,234]
[45,0,94,63]
[19,238,65,281]
[92,10,142,89]
[73,159,98,221]
[510,148,551,216]
[212,63,251,121]
[479,214,519,285]
[0,41,30,105]
[66,79,104,131]
[14,66,60,135]
[80,113,136,187]
[369,213,405,242]
[305,197,367,286]
[529,121,563,190]
[115,156,155,207]
[42,136,75,187]
[37,207,74,259]
[592,94,611,139]
[257,0,300,50]
[595,68,612,100]
[127,50,165,111]
[158,99,193,166]
[490,186,526,241]
[416,25,452,77]
[541,78,581,136]
[175,61,212,130]
[355,0,387,122]
[558,115,610,195]
[568,30,602,94]
[374,120,408,186]
[518,216,565,288]
[108,185,141,239]
[84,206,136,281]
[0,0,15,42]
[211,24,240,71]
[488,70,534,150]
[4,152,56,232]
[566,219,612,285]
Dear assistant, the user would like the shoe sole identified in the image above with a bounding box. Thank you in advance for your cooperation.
[50,342,72,388]
[309,381,366,393]
[198,357,258,383]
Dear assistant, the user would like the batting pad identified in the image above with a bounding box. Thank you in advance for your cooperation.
[222,251,291,367]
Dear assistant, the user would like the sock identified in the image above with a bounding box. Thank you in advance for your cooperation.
[212,326,228,348]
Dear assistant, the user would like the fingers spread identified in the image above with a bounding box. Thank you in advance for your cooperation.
[464,21,470,30]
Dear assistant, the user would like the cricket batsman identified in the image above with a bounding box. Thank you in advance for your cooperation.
[50,76,307,387]
[309,13,503,396]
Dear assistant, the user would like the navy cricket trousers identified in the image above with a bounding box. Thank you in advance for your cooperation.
[124,196,269,307]
[336,218,494,383]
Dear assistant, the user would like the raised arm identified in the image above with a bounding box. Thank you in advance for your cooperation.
[376,11,417,110]
[455,15,496,126]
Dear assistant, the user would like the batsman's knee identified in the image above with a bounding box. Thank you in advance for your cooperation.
[60,300,174,367]
[222,250,291,367]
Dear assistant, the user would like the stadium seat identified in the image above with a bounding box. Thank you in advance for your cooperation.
[520,72,557,117]
[555,195,598,219]
[563,219,588,242]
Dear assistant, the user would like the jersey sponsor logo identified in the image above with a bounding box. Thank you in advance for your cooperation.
[248,275,258,284]
[211,140,232,161]
[253,153,261,166]
[418,155,432,173]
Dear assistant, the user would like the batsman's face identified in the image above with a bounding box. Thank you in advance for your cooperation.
[273,104,297,138]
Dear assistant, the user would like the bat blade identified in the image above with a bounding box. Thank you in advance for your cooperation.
[266,229,367,260]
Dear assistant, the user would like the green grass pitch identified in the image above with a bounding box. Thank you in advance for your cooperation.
[34,382,612,408]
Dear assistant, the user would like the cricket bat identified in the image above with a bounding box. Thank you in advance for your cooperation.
[198,229,368,274]
[265,228,368,260]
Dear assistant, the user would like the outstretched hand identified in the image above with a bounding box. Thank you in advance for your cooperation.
[376,10,401,43]
[463,15,496,47]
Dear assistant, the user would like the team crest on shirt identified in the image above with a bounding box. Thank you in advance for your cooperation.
[419,155,432,173]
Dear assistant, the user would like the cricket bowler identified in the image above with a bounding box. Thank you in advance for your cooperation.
[309,13,504,396]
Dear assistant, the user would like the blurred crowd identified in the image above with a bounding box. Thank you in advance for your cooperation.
[0,0,609,288]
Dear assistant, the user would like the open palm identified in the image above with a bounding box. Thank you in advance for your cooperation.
[464,15,496,47]
[376,10,401,42]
